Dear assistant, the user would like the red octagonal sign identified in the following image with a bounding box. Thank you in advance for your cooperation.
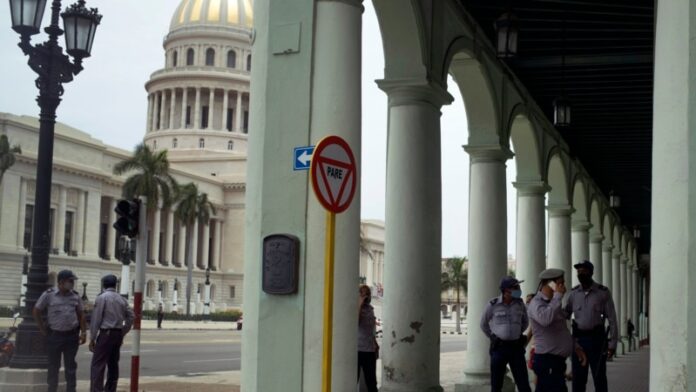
[310,135,357,214]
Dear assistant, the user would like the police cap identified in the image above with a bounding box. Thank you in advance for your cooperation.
[57,270,78,282]
[539,268,565,280]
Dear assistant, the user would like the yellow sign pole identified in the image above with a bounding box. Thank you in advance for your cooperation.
[321,211,336,392]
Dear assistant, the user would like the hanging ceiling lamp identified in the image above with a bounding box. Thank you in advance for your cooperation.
[633,225,641,239]
[554,14,571,127]
[495,12,518,58]
[609,190,621,208]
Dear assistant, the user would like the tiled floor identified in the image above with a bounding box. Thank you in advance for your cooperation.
[577,346,650,392]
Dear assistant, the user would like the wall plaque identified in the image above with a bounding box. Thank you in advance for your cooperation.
[262,234,300,295]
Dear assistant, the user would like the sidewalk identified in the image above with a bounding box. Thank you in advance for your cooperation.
[0,318,239,331]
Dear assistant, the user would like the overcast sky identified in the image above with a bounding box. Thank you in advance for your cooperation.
[0,1,518,258]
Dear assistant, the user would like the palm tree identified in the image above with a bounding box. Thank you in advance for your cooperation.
[174,183,215,316]
[113,143,178,211]
[441,256,468,333]
[0,135,21,185]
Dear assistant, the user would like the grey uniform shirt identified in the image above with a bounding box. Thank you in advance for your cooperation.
[358,303,377,352]
[89,288,134,339]
[35,289,83,332]
[564,281,619,350]
[527,291,574,357]
[480,296,528,341]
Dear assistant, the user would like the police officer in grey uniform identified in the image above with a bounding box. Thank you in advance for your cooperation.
[565,260,618,392]
[527,268,587,392]
[33,270,87,392]
[89,274,134,392]
[480,276,532,392]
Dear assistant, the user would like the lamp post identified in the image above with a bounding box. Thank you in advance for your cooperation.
[81,282,88,302]
[8,0,101,369]
[203,268,211,319]
[20,253,29,308]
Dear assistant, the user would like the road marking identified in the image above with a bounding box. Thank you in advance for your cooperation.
[183,357,240,363]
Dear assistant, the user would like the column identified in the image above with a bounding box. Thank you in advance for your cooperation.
[221,90,229,130]
[208,89,215,129]
[146,94,153,131]
[83,191,102,258]
[379,81,452,392]
[73,189,85,255]
[55,186,67,254]
[191,220,199,269]
[159,89,167,130]
[178,224,186,267]
[169,88,177,129]
[151,93,158,131]
[194,88,201,129]
[513,182,548,297]
[612,250,622,353]
[152,203,162,265]
[202,221,210,270]
[16,178,27,249]
[106,198,117,259]
[602,243,613,293]
[570,220,591,287]
[181,88,189,128]
[547,205,573,278]
[620,256,629,351]
[235,91,243,132]
[589,233,604,284]
[632,266,639,339]
[212,220,222,271]
[165,208,174,265]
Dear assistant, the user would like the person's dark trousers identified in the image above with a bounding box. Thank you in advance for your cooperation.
[90,329,124,392]
[490,341,532,392]
[46,329,79,392]
[532,353,567,392]
[357,351,378,392]
[572,335,608,392]
[157,315,163,329]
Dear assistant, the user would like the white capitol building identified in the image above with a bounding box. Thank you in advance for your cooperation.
[0,0,384,312]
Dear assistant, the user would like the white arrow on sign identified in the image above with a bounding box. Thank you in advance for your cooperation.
[298,150,312,166]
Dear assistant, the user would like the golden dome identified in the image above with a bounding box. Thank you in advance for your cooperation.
[170,0,253,31]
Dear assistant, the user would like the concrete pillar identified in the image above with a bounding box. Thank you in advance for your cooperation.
[16,178,27,249]
[241,1,363,390]
[169,89,177,129]
[146,94,153,132]
[0,173,21,248]
[55,186,67,254]
[150,93,158,131]
[212,220,222,270]
[202,221,210,270]
[165,208,174,265]
[194,87,201,129]
[589,234,604,284]
[73,190,85,255]
[459,145,512,390]
[620,257,628,351]
[208,89,215,129]
[222,90,229,130]
[178,224,186,267]
[181,88,189,128]
[602,244,613,293]
[191,220,199,269]
[159,90,167,131]
[83,191,102,258]
[106,198,117,260]
[612,251,622,352]
[570,221,591,287]
[513,181,548,297]
[632,266,639,339]
[235,91,243,132]
[547,205,573,278]
[153,203,162,264]
[378,81,451,392]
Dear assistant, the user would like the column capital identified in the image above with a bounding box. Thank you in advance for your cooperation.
[513,181,550,195]
[376,78,453,109]
[463,144,514,163]
[621,256,629,264]
[317,0,364,10]
[602,243,614,252]
[590,233,605,244]
[571,220,592,232]
[546,204,575,217]
[613,250,623,259]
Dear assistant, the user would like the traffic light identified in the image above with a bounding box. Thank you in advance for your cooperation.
[113,199,140,238]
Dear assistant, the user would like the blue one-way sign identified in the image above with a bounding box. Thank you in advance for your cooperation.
[293,146,315,171]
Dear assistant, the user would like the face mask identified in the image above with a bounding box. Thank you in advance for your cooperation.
[511,289,523,299]
[62,281,74,291]
[548,281,557,291]
[577,274,592,285]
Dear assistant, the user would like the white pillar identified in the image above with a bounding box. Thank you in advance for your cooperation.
[602,244,613,293]
[150,93,158,131]
[378,81,451,392]
[169,89,176,129]
[513,182,548,297]
[202,221,210,270]
[55,186,67,254]
[106,198,117,260]
[83,191,102,258]
[146,94,154,132]
[620,257,628,351]
[632,266,639,339]
[212,220,222,271]
[460,145,512,389]
[547,205,573,278]
[235,91,243,132]
[119,263,130,297]
[589,233,604,284]
[16,178,27,249]
[152,204,162,264]
[159,90,167,131]
[222,90,229,130]
[612,251,622,352]
[194,87,201,129]
[178,224,186,267]
[73,189,85,255]
[165,208,174,265]
[191,220,199,269]
[570,221,591,287]
[181,88,188,129]
[208,89,215,129]
[203,283,211,316]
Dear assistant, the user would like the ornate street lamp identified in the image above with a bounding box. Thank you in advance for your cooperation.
[8,0,101,369]
[494,12,518,58]
[204,268,211,319]
[553,96,571,127]
[81,282,88,302]
[609,190,621,208]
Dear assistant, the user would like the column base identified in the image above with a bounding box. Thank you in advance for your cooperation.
[620,337,630,354]
[379,385,443,392]
[0,367,66,392]
[455,372,515,392]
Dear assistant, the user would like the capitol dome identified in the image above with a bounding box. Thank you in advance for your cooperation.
[170,0,254,31]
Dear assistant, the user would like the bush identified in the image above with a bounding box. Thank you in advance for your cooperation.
[141,309,242,322]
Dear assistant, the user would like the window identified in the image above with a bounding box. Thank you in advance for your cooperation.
[227,140,234,150]
[243,110,249,133]
[185,106,192,127]
[23,204,33,250]
[206,48,215,66]
[199,138,205,148]
[64,211,73,253]
[226,108,233,131]
[98,222,107,259]
[227,50,236,68]
[230,285,236,299]
[201,106,209,128]
[172,138,178,148]
[172,51,178,67]
[186,48,195,66]
[246,54,251,71]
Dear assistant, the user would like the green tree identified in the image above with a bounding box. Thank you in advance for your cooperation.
[174,183,215,316]
[0,135,21,185]
[113,143,178,210]
[441,256,468,333]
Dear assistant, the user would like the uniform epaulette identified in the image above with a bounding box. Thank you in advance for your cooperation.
[598,285,608,291]
[572,284,581,290]
[45,288,55,293]
[489,298,499,305]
